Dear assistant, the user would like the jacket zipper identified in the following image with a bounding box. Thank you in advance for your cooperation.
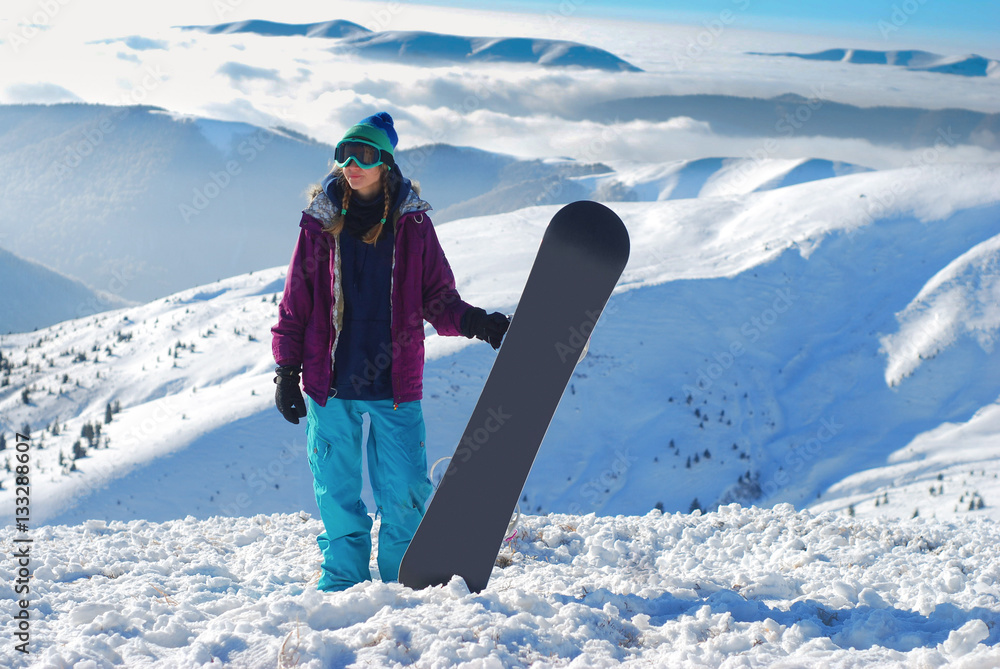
[390,211,401,410]
[330,234,342,399]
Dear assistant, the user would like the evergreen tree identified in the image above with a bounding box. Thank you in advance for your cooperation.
[689,497,702,513]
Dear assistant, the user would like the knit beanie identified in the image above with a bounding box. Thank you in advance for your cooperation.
[339,111,398,157]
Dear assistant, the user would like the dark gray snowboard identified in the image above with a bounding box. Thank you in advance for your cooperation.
[399,200,630,593]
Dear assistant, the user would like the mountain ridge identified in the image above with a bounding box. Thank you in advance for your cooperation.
[179,20,642,72]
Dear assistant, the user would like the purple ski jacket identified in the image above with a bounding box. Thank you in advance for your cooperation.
[271,183,472,407]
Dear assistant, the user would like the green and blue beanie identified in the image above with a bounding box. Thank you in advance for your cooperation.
[340,111,398,157]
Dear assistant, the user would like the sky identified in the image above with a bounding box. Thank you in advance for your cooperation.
[397,0,1000,55]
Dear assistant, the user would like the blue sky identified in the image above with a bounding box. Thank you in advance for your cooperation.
[406,0,1000,54]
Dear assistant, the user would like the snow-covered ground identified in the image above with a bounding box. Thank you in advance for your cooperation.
[3,505,998,667]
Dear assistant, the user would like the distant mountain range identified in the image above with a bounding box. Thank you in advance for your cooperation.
[750,48,1000,78]
[1,104,879,326]
[582,93,1000,150]
[179,19,642,72]
[0,246,131,334]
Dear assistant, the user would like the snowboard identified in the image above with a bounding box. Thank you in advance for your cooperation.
[399,200,630,593]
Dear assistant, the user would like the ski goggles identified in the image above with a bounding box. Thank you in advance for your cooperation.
[333,140,393,169]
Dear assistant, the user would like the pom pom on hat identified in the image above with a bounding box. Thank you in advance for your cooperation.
[340,111,398,157]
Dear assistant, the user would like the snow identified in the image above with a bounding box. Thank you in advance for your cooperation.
[881,233,1000,386]
[3,505,999,667]
[2,0,1000,665]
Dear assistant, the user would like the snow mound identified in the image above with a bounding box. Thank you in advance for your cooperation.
[4,505,998,667]
[881,232,1000,386]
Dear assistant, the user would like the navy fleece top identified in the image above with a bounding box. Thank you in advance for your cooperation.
[323,173,412,400]
[332,227,394,400]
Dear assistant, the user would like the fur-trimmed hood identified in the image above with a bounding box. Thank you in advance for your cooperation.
[302,174,431,230]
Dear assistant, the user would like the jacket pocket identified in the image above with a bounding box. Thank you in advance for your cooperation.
[395,326,425,397]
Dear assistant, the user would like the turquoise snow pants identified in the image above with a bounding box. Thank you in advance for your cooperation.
[305,396,433,591]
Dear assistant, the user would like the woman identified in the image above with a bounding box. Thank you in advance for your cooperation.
[270,112,509,592]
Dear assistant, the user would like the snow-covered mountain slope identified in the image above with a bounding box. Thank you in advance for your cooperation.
[0,104,885,305]
[2,162,998,528]
[0,267,291,525]
[0,246,132,334]
[180,19,642,71]
[583,157,872,202]
[2,506,997,667]
[813,401,1000,522]
[881,232,1000,387]
[750,48,1000,78]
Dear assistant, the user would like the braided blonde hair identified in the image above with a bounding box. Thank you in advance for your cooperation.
[325,165,393,245]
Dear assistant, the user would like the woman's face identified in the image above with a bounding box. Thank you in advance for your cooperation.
[343,164,382,199]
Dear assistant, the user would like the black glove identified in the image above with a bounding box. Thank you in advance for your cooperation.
[274,365,308,424]
[461,307,510,350]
